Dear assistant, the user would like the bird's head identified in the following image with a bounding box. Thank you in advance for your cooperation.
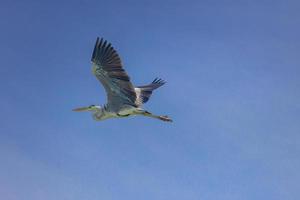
[72,105,101,112]
[73,105,107,121]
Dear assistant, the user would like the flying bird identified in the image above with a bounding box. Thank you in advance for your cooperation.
[73,37,172,122]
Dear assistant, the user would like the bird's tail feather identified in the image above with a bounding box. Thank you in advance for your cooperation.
[135,78,166,104]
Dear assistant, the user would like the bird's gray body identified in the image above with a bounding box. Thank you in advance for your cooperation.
[73,37,172,122]
[92,104,137,121]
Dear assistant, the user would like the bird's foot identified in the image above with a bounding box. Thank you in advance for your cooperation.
[159,115,173,122]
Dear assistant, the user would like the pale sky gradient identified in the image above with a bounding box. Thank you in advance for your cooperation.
[1,0,300,200]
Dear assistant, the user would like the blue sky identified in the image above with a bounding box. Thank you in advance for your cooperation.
[1,0,300,199]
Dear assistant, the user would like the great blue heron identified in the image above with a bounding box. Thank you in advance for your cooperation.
[73,37,172,122]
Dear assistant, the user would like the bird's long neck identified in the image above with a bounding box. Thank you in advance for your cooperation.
[92,105,114,121]
[92,106,103,121]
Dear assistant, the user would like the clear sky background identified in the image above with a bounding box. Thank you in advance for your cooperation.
[1,0,300,199]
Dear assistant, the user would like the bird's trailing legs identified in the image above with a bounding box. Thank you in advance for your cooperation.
[135,109,173,122]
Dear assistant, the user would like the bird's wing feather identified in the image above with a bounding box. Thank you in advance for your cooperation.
[91,37,137,110]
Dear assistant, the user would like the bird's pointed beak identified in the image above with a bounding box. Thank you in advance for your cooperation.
[72,106,90,112]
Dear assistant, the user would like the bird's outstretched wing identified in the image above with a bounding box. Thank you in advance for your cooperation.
[91,37,137,110]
